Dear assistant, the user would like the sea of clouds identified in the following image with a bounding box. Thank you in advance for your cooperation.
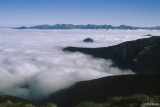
[0,29,160,100]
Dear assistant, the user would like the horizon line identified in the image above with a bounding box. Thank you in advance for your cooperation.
[12,24,160,28]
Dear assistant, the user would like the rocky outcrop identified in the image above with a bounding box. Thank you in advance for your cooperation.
[63,36,160,73]
[143,34,154,36]
[83,38,94,43]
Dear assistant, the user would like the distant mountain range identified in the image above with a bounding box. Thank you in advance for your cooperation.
[13,24,160,30]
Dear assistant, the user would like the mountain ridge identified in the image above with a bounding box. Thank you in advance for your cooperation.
[50,74,160,107]
[63,36,160,74]
[13,24,160,30]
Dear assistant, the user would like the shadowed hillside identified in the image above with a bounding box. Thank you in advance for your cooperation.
[64,36,160,73]
[1,74,160,107]
[50,74,160,107]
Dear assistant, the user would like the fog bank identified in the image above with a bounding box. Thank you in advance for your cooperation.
[0,29,159,100]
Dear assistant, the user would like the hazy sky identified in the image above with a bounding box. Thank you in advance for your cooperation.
[0,0,160,27]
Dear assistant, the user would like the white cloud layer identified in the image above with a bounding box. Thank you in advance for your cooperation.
[0,29,160,100]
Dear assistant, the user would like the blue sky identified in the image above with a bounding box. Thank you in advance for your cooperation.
[0,0,160,27]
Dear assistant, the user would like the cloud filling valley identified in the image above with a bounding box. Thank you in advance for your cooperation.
[0,29,160,100]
